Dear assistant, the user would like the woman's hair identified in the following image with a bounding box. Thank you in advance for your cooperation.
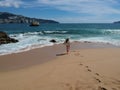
[65,38,69,43]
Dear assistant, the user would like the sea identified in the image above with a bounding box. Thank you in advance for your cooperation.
[0,23,120,55]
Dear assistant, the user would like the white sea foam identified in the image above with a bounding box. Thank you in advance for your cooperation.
[103,29,120,34]
[0,32,61,56]
[79,37,120,46]
[44,30,68,34]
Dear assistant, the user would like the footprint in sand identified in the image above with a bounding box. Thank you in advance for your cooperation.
[85,67,92,72]
[79,63,83,66]
[74,52,84,57]
[95,73,100,76]
[65,83,73,90]
[112,88,117,90]
[98,86,107,90]
[87,68,92,72]
[85,66,89,68]
[80,65,118,90]
[75,81,82,90]
[84,65,92,72]
[95,77,119,90]
[111,79,120,89]
[74,53,80,56]
[94,77,101,83]
[84,66,102,83]
[118,86,120,89]
[112,79,120,85]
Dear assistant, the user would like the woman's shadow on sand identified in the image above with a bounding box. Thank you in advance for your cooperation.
[56,53,67,56]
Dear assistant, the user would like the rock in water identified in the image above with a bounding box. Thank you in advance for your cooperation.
[50,39,57,43]
[0,31,18,45]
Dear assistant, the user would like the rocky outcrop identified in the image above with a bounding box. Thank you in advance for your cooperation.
[0,31,18,45]
[50,39,57,43]
[0,12,59,24]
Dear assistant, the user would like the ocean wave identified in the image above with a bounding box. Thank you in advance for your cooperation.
[79,37,120,46]
[43,30,68,34]
[0,33,59,55]
[10,31,43,37]
[10,31,68,38]
[10,29,120,37]
[102,29,120,34]
[0,37,55,56]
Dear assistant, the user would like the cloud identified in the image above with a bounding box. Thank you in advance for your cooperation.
[37,0,120,15]
[35,0,120,23]
[54,15,119,23]
[0,0,23,8]
[3,0,118,16]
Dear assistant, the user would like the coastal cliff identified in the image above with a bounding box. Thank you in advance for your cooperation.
[0,12,59,24]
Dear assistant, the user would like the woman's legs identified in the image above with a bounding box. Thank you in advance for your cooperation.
[66,45,70,54]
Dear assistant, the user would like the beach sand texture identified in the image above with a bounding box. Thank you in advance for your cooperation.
[0,43,120,90]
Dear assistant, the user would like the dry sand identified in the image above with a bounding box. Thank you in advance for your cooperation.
[0,42,120,90]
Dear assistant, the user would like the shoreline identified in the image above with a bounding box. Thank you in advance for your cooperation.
[0,41,118,56]
[0,41,118,71]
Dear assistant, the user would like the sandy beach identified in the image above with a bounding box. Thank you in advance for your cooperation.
[0,42,120,90]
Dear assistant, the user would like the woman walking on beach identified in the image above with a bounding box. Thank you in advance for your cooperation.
[64,38,70,54]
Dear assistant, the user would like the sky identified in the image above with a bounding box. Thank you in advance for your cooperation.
[0,0,120,23]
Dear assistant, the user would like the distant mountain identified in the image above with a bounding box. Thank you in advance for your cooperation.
[0,12,59,24]
[113,21,120,24]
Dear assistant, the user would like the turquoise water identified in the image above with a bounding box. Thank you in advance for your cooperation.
[0,23,120,55]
